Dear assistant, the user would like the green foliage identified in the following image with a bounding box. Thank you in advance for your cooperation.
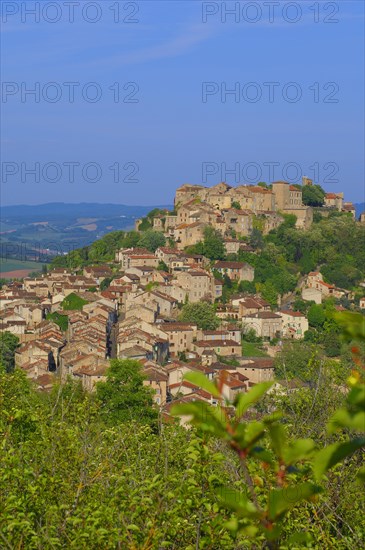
[61,293,88,311]
[307,303,326,328]
[313,210,323,223]
[172,312,365,547]
[138,230,166,252]
[322,260,362,289]
[238,244,297,303]
[231,200,241,210]
[46,312,69,332]
[0,375,239,548]
[266,215,364,287]
[138,217,152,231]
[100,276,113,291]
[202,226,226,260]
[0,368,43,438]
[322,331,341,357]
[179,302,220,330]
[0,332,19,373]
[304,329,317,342]
[184,241,205,255]
[157,260,169,271]
[87,231,126,262]
[138,209,170,233]
[50,230,132,268]
[274,341,318,381]
[256,281,278,307]
[293,298,313,314]
[171,377,323,543]
[302,184,326,207]
[0,313,364,548]
[334,310,365,340]
[96,359,158,427]
[249,227,264,249]
[242,327,262,344]
[238,280,256,294]
[280,213,297,228]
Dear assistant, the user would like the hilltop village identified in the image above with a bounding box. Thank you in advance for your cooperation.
[1,180,364,415]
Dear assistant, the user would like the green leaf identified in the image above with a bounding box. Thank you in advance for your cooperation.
[287,532,313,545]
[334,311,365,341]
[283,439,316,465]
[263,411,283,425]
[313,438,365,481]
[268,483,322,520]
[268,423,287,459]
[347,385,365,408]
[216,486,257,517]
[170,401,226,436]
[233,422,266,451]
[234,382,273,418]
[328,410,365,434]
[223,518,239,532]
[250,446,275,466]
[241,421,266,449]
[184,371,221,398]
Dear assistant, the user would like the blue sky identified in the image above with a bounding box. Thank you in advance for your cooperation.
[1,0,364,205]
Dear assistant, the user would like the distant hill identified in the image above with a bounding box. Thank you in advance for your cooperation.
[355,203,365,218]
[0,202,172,262]
[0,202,171,222]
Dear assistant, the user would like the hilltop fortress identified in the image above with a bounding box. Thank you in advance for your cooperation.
[137,181,313,249]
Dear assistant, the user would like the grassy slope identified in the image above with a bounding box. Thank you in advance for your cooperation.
[242,342,269,357]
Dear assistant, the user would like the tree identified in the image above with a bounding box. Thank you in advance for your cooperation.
[298,249,317,273]
[274,341,319,381]
[238,280,256,294]
[139,230,166,252]
[302,184,326,207]
[271,270,297,294]
[96,359,157,426]
[185,241,205,255]
[138,217,153,231]
[249,228,264,249]
[231,201,241,210]
[293,298,313,314]
[308,303,326,328]
[100,277,113,291]
[0,332,19,373]
[304,329,317,342]
[323,331,341,357]
[123,231,141,248]
[256,281,278,307]
[202,226,226,260]
[179,302,220,330]
[157,260,169,271]
[242,327,261,343]
[321,261,362,289]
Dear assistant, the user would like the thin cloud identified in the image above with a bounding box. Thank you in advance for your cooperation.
[87,23,219,67]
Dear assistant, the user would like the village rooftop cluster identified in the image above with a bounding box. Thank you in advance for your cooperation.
[1,181,364,417]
